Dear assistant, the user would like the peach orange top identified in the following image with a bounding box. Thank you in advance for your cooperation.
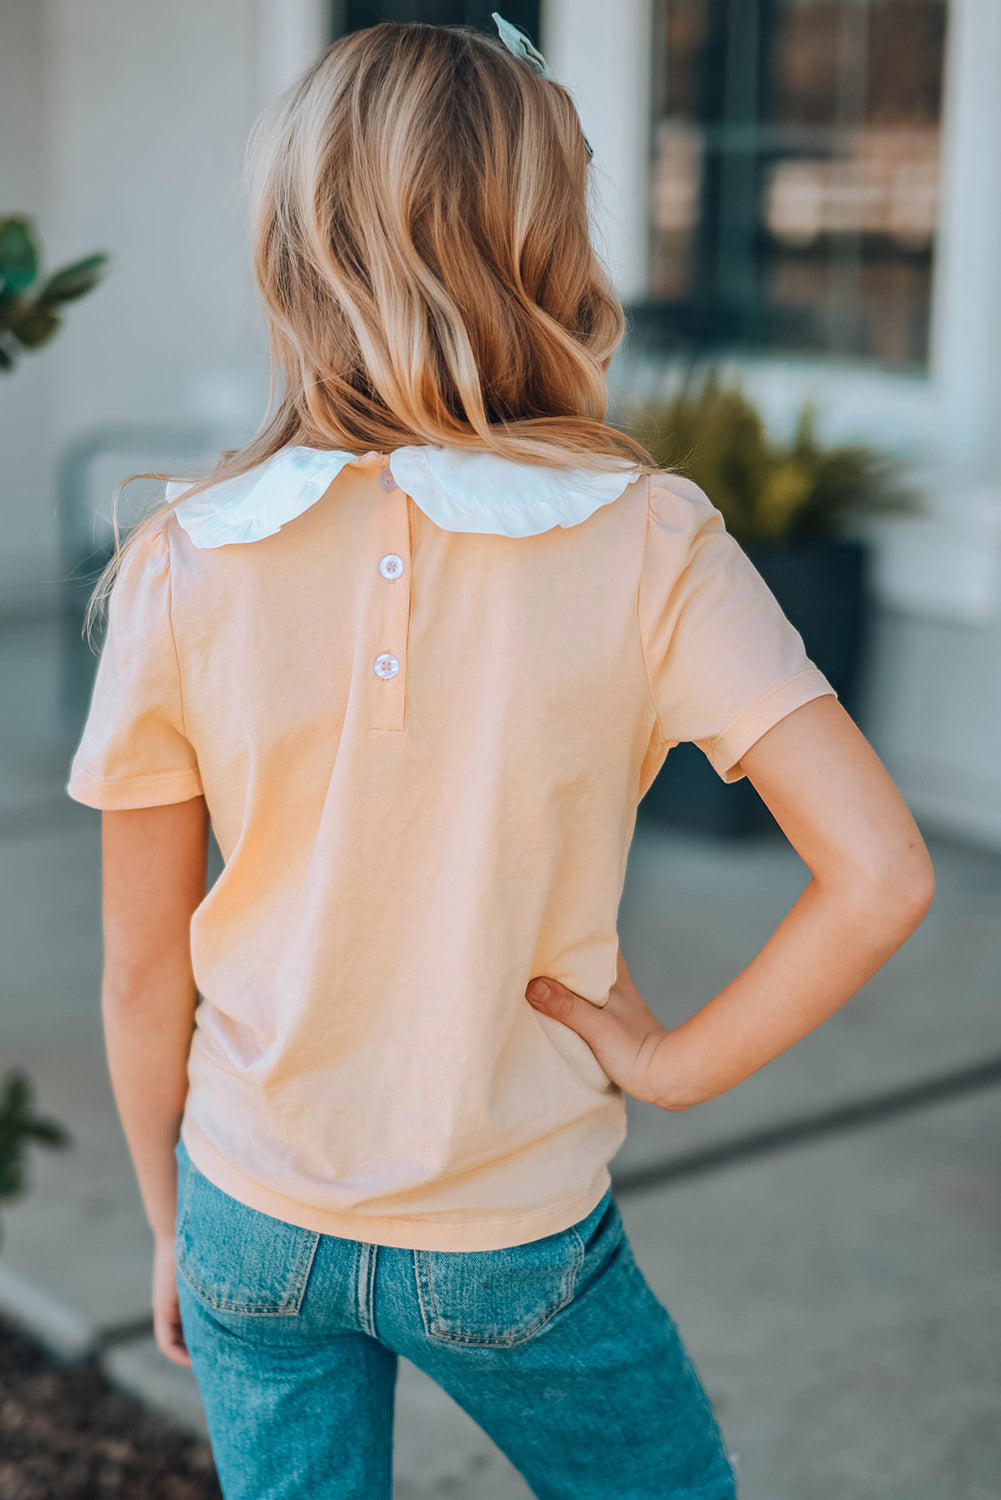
[66,446,836,1249]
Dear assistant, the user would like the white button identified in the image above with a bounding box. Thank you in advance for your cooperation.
[379,552,405,580]
[373,652,400,679]
[378,466,398,491]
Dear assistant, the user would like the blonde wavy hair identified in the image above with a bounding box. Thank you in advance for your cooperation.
[83,19,657,644]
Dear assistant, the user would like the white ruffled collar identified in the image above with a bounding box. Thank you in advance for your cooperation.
[165,444,642,548]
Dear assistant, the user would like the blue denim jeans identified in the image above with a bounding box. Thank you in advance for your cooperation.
[173,1137,738,1498]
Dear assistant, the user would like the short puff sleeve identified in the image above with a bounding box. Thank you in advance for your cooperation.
[66,519,204,809]
[639,472,837,784]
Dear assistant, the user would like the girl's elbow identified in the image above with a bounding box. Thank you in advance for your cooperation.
[906,853,935,925]
[873,843,935,931]
[833,837,935,934]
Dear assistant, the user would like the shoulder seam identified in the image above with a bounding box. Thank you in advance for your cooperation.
[636,471,668,744]
[159,516,190,742]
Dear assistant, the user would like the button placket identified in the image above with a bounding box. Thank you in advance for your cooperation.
[366,478,411,731]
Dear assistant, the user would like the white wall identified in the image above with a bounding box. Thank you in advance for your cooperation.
[0,0,52,605]
[930,0,1001,481]
[0,0,313,609]
[543,0,654,301]
[45,0,265,430]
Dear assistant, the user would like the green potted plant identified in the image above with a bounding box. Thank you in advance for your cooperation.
[0,216,108,371]
[624,367,922,837]
[0,1070,72,1257]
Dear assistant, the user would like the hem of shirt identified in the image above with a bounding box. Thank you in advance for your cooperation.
[65,763,204,809]
[708,667,838,784]
[179,1115,615,1251]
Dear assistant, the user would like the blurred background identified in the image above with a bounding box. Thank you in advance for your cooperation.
[1,3,998,1498]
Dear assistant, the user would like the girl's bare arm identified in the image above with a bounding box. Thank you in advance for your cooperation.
[525,695,935,1109]
[100,797,209,1235]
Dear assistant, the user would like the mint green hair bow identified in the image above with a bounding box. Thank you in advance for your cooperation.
[491,11,594,159]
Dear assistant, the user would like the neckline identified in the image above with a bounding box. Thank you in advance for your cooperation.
[166,442,644,548]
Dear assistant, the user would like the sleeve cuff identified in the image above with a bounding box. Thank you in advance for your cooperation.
[65,763,204,809]
[706,668,838,785]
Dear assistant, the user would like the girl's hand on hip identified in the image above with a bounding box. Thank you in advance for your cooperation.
[153,1235,192,1367]
[525,948,696,1110]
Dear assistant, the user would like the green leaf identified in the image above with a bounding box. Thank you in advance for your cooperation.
[9,303,61,349]
[0,1160,26,1199]
[37,252,110,306]
[23,1119,72,1148]
[0,218,39,295]
[755,459,813,539]
[1,1070,32,1117]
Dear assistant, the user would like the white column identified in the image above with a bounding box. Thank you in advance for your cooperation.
[542,0,654,300]
[252,0,329,109]
[928,0,1001,482]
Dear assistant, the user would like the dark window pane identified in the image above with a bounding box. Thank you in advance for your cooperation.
[644,0,947,368]
[335,2,540,37]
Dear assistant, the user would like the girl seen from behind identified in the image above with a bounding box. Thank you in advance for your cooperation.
[68,18,933,1499]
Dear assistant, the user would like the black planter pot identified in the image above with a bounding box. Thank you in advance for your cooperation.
[639,537,870,838]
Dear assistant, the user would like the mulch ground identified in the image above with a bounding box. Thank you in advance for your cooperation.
[0,1311,222,1500]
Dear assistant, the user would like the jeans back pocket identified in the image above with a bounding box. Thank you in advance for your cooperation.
[174,1143,321,1317]
[413,1217,587,1348]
